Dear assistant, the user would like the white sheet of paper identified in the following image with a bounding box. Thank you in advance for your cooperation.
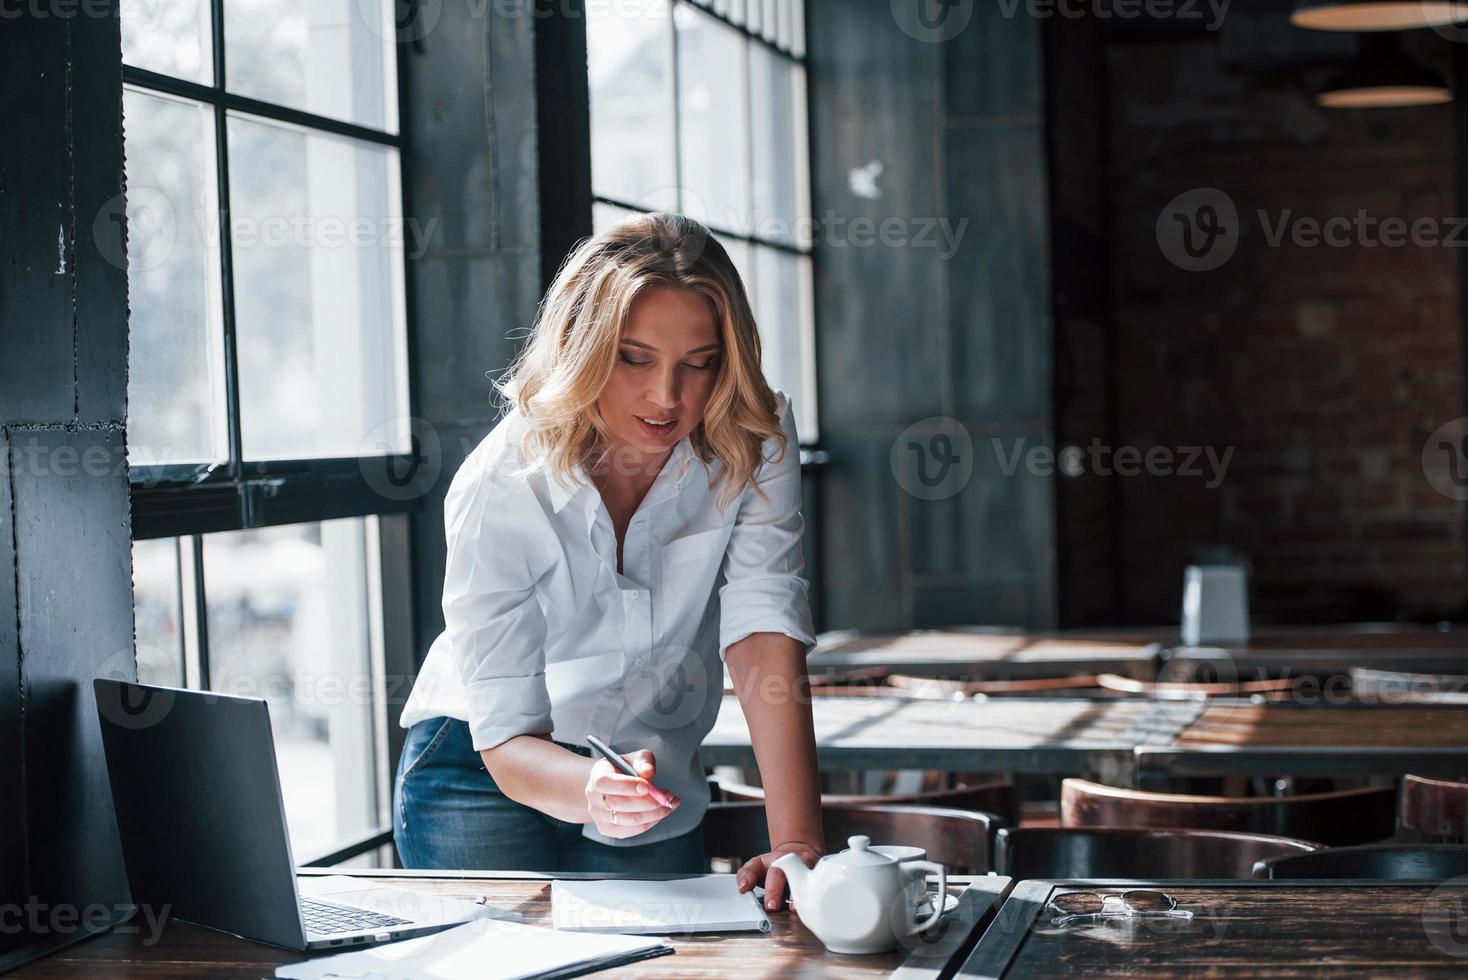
[550,875,772,934]
[275,916,669,980]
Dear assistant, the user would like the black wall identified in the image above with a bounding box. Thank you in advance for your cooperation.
[1,2,134,957]
[807,0,1058,629]
[401,5,548,663]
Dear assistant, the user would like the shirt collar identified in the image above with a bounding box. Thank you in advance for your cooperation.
[547,436,698,514]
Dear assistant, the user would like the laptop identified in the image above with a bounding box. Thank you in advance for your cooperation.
[93,678,489,951]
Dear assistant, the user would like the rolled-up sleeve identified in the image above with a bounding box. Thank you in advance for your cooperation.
[718,393,817,661]
[440,466,553,752]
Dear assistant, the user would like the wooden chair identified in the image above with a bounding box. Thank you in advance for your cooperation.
[1400,775,1468,843]
[702,803,997,874]
[1061,778,1396,847]
[716,775,1018,827]
[886,674,1103,699]
[1254,844,1468,881]
[1350,668,1468,704]
[1095,673,1298,701]
[994,827,1321,880]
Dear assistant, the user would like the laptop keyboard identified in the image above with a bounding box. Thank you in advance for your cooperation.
[300,897,412,936]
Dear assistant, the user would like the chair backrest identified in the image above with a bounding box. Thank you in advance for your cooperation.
[716,776,1017,827]
[702,803,995,874]
[1061,778,1396,847]
[886,674,1103,698]
[1254,844,1468,881]
[1400,775,1468,843]
[994,827,1320,880]
[1096,673,1298,700]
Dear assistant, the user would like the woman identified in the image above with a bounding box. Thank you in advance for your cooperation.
[393,212,823,910]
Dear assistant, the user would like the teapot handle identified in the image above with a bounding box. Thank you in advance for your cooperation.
[908,860,948,933]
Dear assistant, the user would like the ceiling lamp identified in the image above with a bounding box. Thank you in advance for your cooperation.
[1316,35,1452,107]
[1292,0,1468,31]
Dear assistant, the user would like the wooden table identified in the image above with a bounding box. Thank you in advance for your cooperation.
[1159,624,1468,681]
[703,695,1201,784]
[1136,701,1468,783]
[807,628,1165,681]
[12,869,1013,979]
[958,878,1468,977]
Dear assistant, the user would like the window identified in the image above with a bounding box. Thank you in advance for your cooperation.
[120,0,411,865]
[587,0,818,440]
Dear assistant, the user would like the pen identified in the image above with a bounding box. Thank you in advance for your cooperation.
[585,734,678,808]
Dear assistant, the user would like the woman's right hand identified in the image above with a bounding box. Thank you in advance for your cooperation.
[584,749,681,839]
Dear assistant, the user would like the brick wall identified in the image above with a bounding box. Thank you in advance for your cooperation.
[1099,35,1466,624]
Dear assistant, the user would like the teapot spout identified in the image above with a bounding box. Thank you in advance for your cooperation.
[772,852,812,901]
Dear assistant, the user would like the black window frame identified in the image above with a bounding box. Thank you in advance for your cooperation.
[121,0,417,866]
[589,0,821,446]
[124,0,421,542]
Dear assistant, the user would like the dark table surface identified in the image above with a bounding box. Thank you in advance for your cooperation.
[959,878,1468,978]
[9,869,1013,979]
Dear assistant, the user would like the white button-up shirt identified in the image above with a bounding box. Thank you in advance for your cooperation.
[399,391,815,846]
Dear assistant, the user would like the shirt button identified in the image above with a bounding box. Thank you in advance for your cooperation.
[628,590,641,600]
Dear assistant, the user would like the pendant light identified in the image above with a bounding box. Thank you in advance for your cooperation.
[1292,0,1468,31]
[1315,34,1452,107]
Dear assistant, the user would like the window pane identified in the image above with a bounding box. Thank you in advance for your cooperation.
[227,113,410,460]
[588,0,676,205]
[123,87,229,467]
[131,538,185,687]
[224,0,399,133]
[749,47,809,246]
[676,4,749,233]
[121,0,212,83]
[204,518,380,859]
[752,245,817,439]
[593,201,637,235]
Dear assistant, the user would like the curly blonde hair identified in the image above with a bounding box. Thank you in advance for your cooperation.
[497,211,787,512]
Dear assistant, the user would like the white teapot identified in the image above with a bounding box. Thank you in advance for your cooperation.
[774,835,948,954]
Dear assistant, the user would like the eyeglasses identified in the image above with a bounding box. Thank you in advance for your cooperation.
[1045,889,1195,928]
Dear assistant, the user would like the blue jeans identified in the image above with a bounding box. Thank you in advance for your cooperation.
[392,717,707,873]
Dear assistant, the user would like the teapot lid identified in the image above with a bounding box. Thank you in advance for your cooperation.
[831,835,895,867]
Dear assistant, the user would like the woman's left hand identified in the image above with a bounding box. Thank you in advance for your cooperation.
[734,841,823,911]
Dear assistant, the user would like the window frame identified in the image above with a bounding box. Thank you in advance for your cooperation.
[121,0,416,865]
[124,0,420,542]
[589,0,821,445]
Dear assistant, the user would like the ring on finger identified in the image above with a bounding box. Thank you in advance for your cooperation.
[612,810,620,826]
